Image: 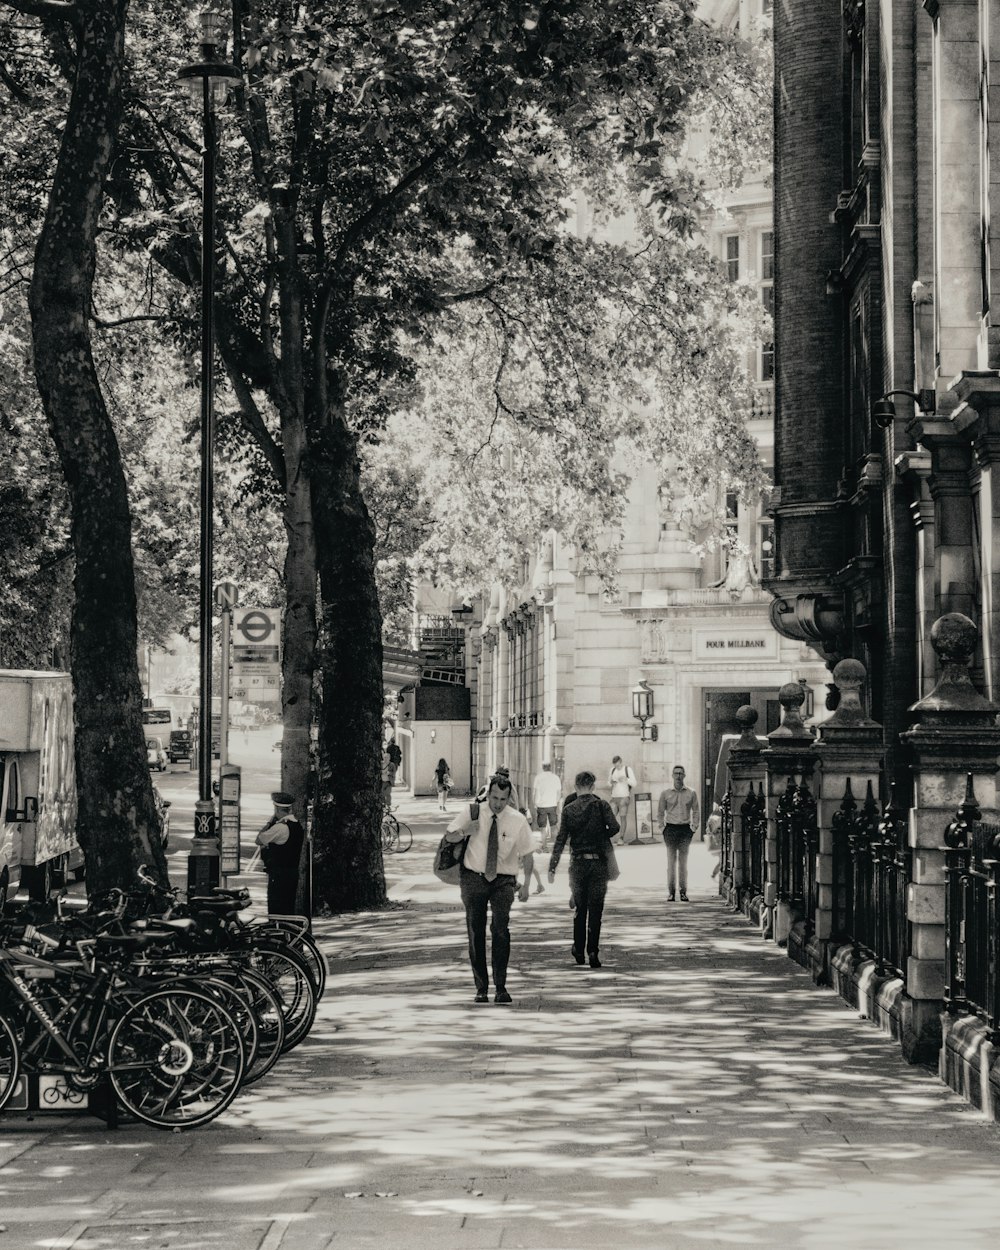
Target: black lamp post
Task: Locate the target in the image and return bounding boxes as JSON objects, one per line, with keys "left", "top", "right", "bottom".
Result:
{"left": 631, "top": 679, "right": 657, "bottom": 742}
{"left": 179, "top": 7, "right": 239, "bottom": 888}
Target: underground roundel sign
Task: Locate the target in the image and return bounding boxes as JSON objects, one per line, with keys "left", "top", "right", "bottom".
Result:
{"left": 237, "top": 609, "right": 275, "bottom": 643}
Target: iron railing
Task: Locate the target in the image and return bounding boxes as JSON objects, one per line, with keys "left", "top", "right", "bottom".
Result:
{"left": 719, "top": 785, "right": 733, "bottom": 891}
{"left": 944, "top": 775, "right": 1000, "bottom": 1039}
{"left": 831, "top": 779, "right": 909, "bottom": 979}
{"left": 776, "top": 776, "right": 815, "bottom": 918}
{"left": 741, "top": 782, "right": 766, "bottom": 900}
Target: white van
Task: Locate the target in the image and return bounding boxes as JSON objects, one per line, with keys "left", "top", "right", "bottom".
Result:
{"left": 0, "top": 670, "right": 81, "bottom": 906}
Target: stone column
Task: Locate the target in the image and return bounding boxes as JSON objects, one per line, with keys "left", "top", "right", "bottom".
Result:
{"left": 815, "top": 659, "right": 884, "bottom": 987}
{"left": 725, "top": 705, "right": 766, "bottom": 917}
{"left": 763, "top": 681, "right": 818, "bottom": 947}
{"left": 899, "top": 612, "right": 1000, "bottom": 1063}
{"left": 950, "top": 371, "right": 1000, "bottom": 699}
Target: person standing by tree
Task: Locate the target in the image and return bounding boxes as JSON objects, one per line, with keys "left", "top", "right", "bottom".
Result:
{"left": 547, "top": 770, "right": 619, "bottom": 968}
{"left": 608, "top": 756, "right": 637, "bottom": 845}
{"left": 532, "top": 760, "right": 562, "bottom": 850}
{"left": 256, "top": 792, "right": 306, "bottom": 916}
{"left": 446, "top": 774, "right": 534, "bottom": 1004}
{"left": 657, "top": 766, "right": 700, "bottom": 903}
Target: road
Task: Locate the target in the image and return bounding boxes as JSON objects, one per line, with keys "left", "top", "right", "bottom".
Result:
{"left": 152, "top": 724, "right": 284, "bottom": 877}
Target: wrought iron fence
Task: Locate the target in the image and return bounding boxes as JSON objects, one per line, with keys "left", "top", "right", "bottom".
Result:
{"left": 776, "top": 776, "right": 815, "bottom": 917}
{"left": 741, "top": 782, "right": 766, "bottom": 900}
{"left": 831, "top": 778, "right": 909, "bottom": 979}
{"left": 719, "top": 784, "right": 733, "bottom": 888}
{"left": 944, "top": 775, "right": 1000, "bottom": 1039}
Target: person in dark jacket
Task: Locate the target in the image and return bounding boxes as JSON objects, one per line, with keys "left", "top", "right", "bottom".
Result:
{"left": 547, "top": 770, "right": 619, "bottom": 968}
{"left": 255, "top": 791, "right": 305, "bottom": 915}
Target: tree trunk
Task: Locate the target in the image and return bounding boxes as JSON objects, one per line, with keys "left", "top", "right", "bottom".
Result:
{"left": 310, "top": 407, "right": 387, "bottom": 913}
{"left": 27, "top": 0, "right": 166, "bottom": 891}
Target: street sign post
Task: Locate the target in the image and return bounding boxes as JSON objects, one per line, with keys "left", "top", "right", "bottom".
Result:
{"left": 232, "top": 608, "right": 282, "bottom": 710}
{"left": 214, "top": 581, "right": 239, "bottom": 613}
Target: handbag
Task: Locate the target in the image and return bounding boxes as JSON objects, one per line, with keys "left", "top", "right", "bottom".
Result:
{"left": 605, "top": 843, "right": 621, "bottom": 883}
{"left": 433, "top": 833, "right": 468, "bottom": 884}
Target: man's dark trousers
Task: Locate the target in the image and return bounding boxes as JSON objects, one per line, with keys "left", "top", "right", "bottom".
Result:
{"left": 460, "top": 865, "right": 516, "bottom": 992}
{"left": 568, "top": 857, "right": 609, "bottom": 956}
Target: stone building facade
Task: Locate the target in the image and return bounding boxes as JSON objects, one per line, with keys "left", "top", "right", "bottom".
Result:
{"left": 754, "top": 0, "right": 1000, "bottom": 1115}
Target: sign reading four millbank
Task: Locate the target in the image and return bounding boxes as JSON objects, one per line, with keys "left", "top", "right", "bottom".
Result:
{"left": 693, "top": 627, "right": 779, "bottom": 662}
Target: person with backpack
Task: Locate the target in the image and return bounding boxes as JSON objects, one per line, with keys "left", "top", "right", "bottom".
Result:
{"left": 608, "top": 755, "right": 637, "bottom": 844}
{"left": 547, "top": 770, "right": 619, "bottom": 968}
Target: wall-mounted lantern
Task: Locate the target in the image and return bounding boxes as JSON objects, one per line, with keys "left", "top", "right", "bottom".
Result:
{"left": 631, "top": 680, "right": 658, "bottom": 742}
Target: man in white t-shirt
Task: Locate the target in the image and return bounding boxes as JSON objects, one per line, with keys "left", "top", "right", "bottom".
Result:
{"left": 446, "top": 773, "right": 534, "bottom": 1005}
{"left": 532, "top": 761, "right": 562, "bottom": 848}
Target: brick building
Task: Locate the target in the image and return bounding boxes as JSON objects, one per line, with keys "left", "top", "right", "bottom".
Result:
{"left": 734, "top": 0, "right": 1000, "bottom": 1114}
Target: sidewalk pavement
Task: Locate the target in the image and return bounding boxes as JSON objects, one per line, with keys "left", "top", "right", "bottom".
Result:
{"left": 3, "top": 793, "right": 1000, "bottom": 1249}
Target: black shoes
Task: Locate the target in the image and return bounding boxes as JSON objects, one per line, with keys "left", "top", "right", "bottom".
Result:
{"left": 667, "top": 893, "right": 675, "bottom": 902}
{"left": 494, "top": 988, "right": 512, "bottom": 1005}
{"left": 474, "top": 990, "right": 489, "bottom": 1003}
{"left": 679, "top": 891, "right": 690, "bottom": 902}
{"left": 589, "top": 955, "right": 602, "bottom": 969}
{"left": 572, "top": 947, "right": 585, "bottom": 964}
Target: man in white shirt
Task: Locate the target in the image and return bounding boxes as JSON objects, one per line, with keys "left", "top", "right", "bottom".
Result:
{"left": 532, "top": 761, "right": 562, "bottom": 848}
{"left": 446, "top": 773, "right": 534, "bottom": 1004}
{"left": 656, "top": 765, "right": 700, "bottom": 902}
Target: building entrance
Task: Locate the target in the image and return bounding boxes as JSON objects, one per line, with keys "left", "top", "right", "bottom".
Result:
{"left": 701, "top": 688, "right": 780, "bottom": 828}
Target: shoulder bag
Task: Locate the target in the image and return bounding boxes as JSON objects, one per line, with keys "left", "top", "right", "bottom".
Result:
{"left": 433, "top": 802, "right": 478, "bottom": 884}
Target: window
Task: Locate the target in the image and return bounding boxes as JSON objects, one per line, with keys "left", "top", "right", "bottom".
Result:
{"left": 758, "top": 519, "right": 775, "bottom": 581}
{"left": 759, "top": 230, "right": 774, "bottom": 382}
{"left": 724, "top": 234, "right": 740, "bottom": 282}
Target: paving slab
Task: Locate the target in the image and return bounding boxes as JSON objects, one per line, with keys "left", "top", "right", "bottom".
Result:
{"left": 3, "top": 795, "right": 1000, "bottom": 1248}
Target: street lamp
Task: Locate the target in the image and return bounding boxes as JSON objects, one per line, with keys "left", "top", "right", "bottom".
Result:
{"left": 179, "top": 6, "right": 239, "bottom": 889}
{"left": 631, "top": 680, "right": 658, "bottom": 742}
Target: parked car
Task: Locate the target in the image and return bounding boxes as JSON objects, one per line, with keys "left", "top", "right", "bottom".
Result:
{"left": 146, "top": 736, "right": 167, "bottom": 772}
{"left": 153, "top": 787, "right": 171, "bottom": 848}
{"left": 167, "top": 728, "right": 192, "bottom": 764}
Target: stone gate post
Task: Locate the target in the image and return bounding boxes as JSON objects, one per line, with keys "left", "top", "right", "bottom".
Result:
{"left": 899, "top": 613, "right": 1000, "bottom": 1063}
{"left": 815, "top": 658, "right": 884, "bottom": 989}
{"left": 763, "top": 682, "right": 818, "bottom": 947}
{"left": 725, "top": 705, "right": 766, "bottom": 917}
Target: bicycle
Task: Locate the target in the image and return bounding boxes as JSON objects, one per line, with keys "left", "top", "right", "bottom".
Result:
{"left": 380, "top": 810, "right": 412, "bottom": 853}
{"left": 0, "top": 926, "right": 246, "bottom": 1129}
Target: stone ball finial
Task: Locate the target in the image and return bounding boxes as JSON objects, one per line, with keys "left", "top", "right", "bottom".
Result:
{"left": 929, "top": 613, "right": 977, "bottom": 667}
{"left": 734, "top": 704, "right": 761, "bottom": 750}
{"left": 778, "top": 681, "right": 806, "bottom": 708}
{"left": 820, "top": 657, "right": 878, "bottom": 729}
{"left": 769, "top": 680, "right": 813, "bottom": 740}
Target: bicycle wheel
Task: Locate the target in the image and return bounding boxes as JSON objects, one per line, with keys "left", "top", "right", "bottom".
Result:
{"left": 393, "top": 820, "right": 413, "bottom": 853}
{"left": 249, "top": 921, "right": 327, "bottom": 1000}
{"left": 214, "top": 967, "right": 285, "bottom": 1085}
{"left": 107, "top": 987, "right": 245, "bottom": 1130}
{"left": 0, "top": 1013, "right": 21, "bottom": 1113}
{"left": 381, "top": 812, "right": 399, "bottom": 852}
{"left": 247, "top": 943, "right": 317, "bottom": 1053}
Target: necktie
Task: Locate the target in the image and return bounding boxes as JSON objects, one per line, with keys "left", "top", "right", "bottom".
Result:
{"left": 485, "top": 815, "right": 499, "bottom": 881}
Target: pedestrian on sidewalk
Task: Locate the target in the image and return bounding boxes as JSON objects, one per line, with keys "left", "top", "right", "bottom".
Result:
{"left": 547, "top": 770, "right": 619, "bottom": 968}
{"left": 531, "top": 760, "right": 562, "bottom": 849}
{"left": 448, "top": 773, "right": 534, "bottom": 1004}
{"left": 255, "top": 791, "right": 305, "bottom": 916}
{"left": 657, "top": 765, "right": 700, "bottom": 902}
{"left": 434, "top": 758, "right": 452, "bottom": 811}
{"left": 608, "top": 755, "right": 636, "bottom": 845}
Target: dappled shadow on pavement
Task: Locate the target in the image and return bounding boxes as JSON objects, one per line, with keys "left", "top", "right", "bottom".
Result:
{"left": 3, "top": 799, "right": 1000, "bottom": 1249}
